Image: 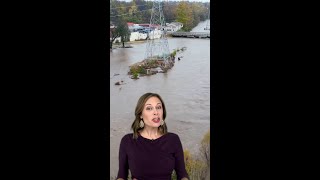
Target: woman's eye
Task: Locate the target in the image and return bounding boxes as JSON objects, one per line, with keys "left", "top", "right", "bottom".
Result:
{"left": 156, "top": 106, "right": 162, "bottom": 110}
{"left": 146, "top": 107, "right": 152, "bottom": 111}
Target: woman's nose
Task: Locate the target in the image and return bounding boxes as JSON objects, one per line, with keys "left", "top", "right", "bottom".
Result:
{"left": 153, "top": 109, "right": 158, "bottom": 115}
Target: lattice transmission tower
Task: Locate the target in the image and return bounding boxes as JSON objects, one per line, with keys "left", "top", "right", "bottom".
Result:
{"left": 144, "top": 0, "right": 171, "bottom": 68}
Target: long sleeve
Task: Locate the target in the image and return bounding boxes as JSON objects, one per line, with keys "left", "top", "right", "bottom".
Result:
{"left": 117, "top": 135, "right": 129, "bottom": 179}
{"left": 173, "top": 135, "right": 189, "bottom": 180}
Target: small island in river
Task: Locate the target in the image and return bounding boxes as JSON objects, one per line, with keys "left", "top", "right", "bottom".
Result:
{"left": 127, "top": 47, "right": 186, "bottom": 79}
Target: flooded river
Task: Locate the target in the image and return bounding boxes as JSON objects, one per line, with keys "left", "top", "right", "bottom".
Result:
{"left": 110, "top": 20, "right": 210, "bottom": 179}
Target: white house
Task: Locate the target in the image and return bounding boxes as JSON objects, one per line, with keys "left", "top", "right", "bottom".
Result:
{"left": 165, "top": 24, "right": 179, "bottom": 32}
{"left": 138, "top": 33, "right": 148, "bottom": 40}
{"left": 165, "top": 22, "right": 183, "bottom": 33}
{"left": 129, "top": 32, "right": 147, "bottom": 41}
{"left": 129, "top": 32, "right": 139, "bottom": 41}
{"left": 171, "top": 22, "right": 183, "bottom": 29}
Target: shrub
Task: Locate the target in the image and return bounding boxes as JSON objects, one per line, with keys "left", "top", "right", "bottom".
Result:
{"left": 171, "top": 50, "right": 177, "bottom": 57}
{"left": 180, "top": 130, "right": 210, "bottom": 180}
{"left": 129, "top": 66, "right": 137, "bottom": 74}
{"left": 183, "top": 149, "right": 206, "bottom": 180}
{"left": 145, "top": 60, "right": 158, "bottom": 68}
{"left": 132, "top": 72, "right": 139, "bottom": 79}
{"left": 137, "top": 66, "right": 146, "bottom": 74}
{"left": 200, "top": 130, "right": 210, "bottom": 167}
{"left": 130, "top": 65, "right": 146, "bottom": 75}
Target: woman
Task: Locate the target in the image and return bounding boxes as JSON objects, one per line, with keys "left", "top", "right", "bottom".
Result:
{"left": 117, "top": 92, "right": 189, "bottom": 180}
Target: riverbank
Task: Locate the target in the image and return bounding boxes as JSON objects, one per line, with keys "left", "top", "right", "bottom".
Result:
{"left": 110, "top": 40, "right": 148, "bottom": 50}
{"left": 110, "top": 36, "right": 178, "bottom": 50}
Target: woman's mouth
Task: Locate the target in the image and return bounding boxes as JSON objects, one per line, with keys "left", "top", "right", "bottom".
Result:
{"left": 152, "top": 117, "right": 160, "bottom": 123}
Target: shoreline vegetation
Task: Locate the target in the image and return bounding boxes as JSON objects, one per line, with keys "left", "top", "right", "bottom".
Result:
{"left": 172, "top": 130, "right": 210, "bottom": 180}
{"left": 110, "top": 40, "right": 145, "bottom": 49}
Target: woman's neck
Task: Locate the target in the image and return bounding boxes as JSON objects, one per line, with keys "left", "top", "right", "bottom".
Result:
{"left": 140, "top": 127, "right": 161, "bottom": 140}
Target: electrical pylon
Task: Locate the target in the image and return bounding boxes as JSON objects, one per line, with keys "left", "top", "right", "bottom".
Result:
{"left": 144, "top": 0, "right": 171, "bottom": 68}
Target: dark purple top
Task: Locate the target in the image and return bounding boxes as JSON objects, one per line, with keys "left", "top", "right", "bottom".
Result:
{"left": 117, "top": 132, "right": 189, "bottom": 180}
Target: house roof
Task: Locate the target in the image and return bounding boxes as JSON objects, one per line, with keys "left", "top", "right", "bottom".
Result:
{"left": 127, "top": 22, "right": 135, "bottom": 26}
{"left": 138, "top": 24, "right": 160, "bottom": 27}
{"left": 166, "top": 24, "right": 177, "bottom": 27}
{"left": 171, "top": 22, "right": 183, "bottom": 26}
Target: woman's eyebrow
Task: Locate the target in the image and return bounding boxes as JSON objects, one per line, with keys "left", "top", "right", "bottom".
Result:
{"left": 145, "top": 103, "right": 162, "bottom": 106}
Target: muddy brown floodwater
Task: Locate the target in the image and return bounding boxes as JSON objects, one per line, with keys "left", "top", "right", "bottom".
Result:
{"left": 110, "top": 20, "right": 210, "bottom": 179}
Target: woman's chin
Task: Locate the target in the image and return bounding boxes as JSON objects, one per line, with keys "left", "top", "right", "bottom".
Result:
{"left": 145, "top": 123, "right": 160, "bottom": 128}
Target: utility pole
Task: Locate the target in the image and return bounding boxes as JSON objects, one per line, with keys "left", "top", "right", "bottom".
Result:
{"left": 144, "top": 0, "right": 172, "bottom": 69}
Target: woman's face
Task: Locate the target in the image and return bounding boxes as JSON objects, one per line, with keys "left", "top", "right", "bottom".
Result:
{"left": 140, "top": 96, "right": 163, "bottom": 128}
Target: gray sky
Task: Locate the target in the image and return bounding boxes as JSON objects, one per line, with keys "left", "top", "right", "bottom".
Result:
{"left": 117, "top": 0, "right": 210, "bottom": 2}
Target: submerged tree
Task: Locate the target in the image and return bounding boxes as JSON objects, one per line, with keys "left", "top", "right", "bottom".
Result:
{"left": 110, "top": 17, "right": 131, "bottom": 49}
{"left": 117, "top": 18, "right": 131, "bottom": 48}
{"left": 110, "top": 26, "right": 119, "bottom": 49}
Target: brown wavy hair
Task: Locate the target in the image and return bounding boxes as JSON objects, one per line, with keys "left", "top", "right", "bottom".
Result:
{"left": 131, "top": 92, "right": 168, "bottom": 139}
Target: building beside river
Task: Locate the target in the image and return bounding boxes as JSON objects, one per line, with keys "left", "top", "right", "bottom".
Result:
{"left": 110, "top": 21, "right": 183, "bottom": 43}
{"left": 164, "top": 22, "right": 183, "bottom": 33}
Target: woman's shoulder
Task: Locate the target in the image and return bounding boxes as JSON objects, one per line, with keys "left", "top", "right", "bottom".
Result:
{"left": 165, "top": 132, "right": 181, "bottom": 141}
{"left": 120, "top": 133, "right": 134, "bottom": 142}
{"left": 164, "top": 132, "right": 183, "bottom": 149}
{"left": 123, "top": 133, "right": 134, "bottom": 138}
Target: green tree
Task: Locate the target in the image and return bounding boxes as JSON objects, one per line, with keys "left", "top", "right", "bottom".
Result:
{"left": 110, "top": 17, "right": 131, "bottom": 49}
{"left": 191, "top": 2, "right": 208, "bottom": 27}
{"left": 163, "top": 1, "right": 177, "bottom": 23}
{"left": 118, "top": 19, "right": 131, "bottom": 48}
{"left": 175, "top": 1, "right": 194, "bottom": 31}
